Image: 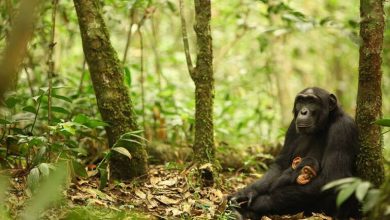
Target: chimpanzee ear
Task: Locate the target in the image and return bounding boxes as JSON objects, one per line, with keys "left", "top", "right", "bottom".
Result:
{"left": 329, "top": 94, "right": 337, "bottom": 111}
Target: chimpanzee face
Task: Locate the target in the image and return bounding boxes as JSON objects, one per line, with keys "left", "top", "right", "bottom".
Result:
{"left": 293, "top": 88, "right": 337, "bottom": 134}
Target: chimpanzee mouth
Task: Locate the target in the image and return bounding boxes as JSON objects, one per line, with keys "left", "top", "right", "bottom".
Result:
{"left": 296, "top": 122, "right": 313, "bottom": 128}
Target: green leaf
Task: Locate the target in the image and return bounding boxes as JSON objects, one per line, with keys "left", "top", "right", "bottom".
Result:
{"left": 355, "top": 181, "right": 371, "bottom": 202}
{"left": 375, "top": 118, "right": 390, "bottom": 127}
{"left": 336, "top": 181, "right": 359, "bottom": 207}
{"left": 51, "top": 106, "right": 71, "bottom": 115}
{"left": 112, "top": 147, "right": 132, "bottom": 160}
{"left": 38, "top": 163, "right": 50, "bottom": 177}
{"left": 5, "top": 96, "right": 19, "bottom": 108}
{"left": 27, "top": 167, "right": 40, "bottom": 192}
{"left": 166, "top": 0, "right": 176, "bottom": 12}
{"left": 23, "top": 106, "right": 37, "bottom": 114}
{"left": 52, "top": 94, "right": 73, "bottom": 103}
{"left": 98, "top": 168, "right": 108, "bottom": 190}
{"left": 72, "top": 160, "right": 88, "bottom": 178}
{"left": 0, "top": 119, "right": 12, "bottom": 125}
{"left": 32, "top": 95, "right": 43, "bottom": 102}
{"left": 29, "top": 136, "right": 47, "bottom": 146}
{"left": 32, "top": 146, "right": 47, "bottom": 166}
{"left": 115, "top": 138, "right": 143, "bottom": 146}
{"left": 73, "top": 114, "right": 108, "bottom": 128}
{"left": 362, "top": 189, "right": 380, "bottom": 213}
{"left": 124, "top": 66, "right": 132, "bottom": 87}
{"left": 86, "top": 120, "right": 108, "bottom": 128}
{"left": 322, "top": 177, "right": 357, "bottom": 191}
{"left": 73, "top": 114, "right": 88, "bottom": 124}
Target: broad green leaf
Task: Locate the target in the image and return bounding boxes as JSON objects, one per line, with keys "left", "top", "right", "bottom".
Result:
{"left": 73, "top": 114, "right": 88, "bottom": 124}
{"left": 362, "top": 189, "right": 380, "bottom": 213}
{"left": 22, "top": 106, "right": 37, "bottom": 114}
{"left": 27, "top": 167, "right": 40, "bottom": 192}
{"left": 375, "top": 118, "right": 390, "bottom": 127}
{"left": 51, "top": 106, "right": 71, "bottom": 115}
{"left": 336, "top": 182, "right": 359, "bottom": 207}
{"left": 85, "top": 120, "right": 108, "bottom": 128}
{"left": 355, "top": 181, "right": 371, "bottom": 202}
{"left": 22, "top": 162, "right": 68, "bottom": 220}
{"left": 322, "top": 177, "right": 357, "bottom": 191}
{"left": 73, "top": 114, "right": 108, "bottom": 128}
{"left": 112, "top": 147, "right": 132, "bottom": 160}
{"left": 38, "top": 163, "right": 50, "bottom": 177}
{"left": 52, "top": 94, "right": 72, "bottom": 103}
{"left": 72, "top": 160, "right": 88, "bottom": 178}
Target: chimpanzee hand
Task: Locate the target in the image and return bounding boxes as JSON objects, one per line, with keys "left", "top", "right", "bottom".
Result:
{"left": 228, "top": 188, "right": 258, "bottom": 207}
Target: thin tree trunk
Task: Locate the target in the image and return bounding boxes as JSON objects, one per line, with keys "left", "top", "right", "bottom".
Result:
{"left": 0, "top": 0, "right": 40, "bottom": 100}
{"left": 179, "top": 0, "right": 216, "bottom": 185}
{"left": 73, "top": 0, "right": 148, "bottom": 180}
{"left": 356, "top": 0, "right": 384, "bottom": 187}
{"left": 191, "top": 0, "right": 216, "bottom": 186}
{"left": 193, "top": 0, "right": 215, "bottom": 165}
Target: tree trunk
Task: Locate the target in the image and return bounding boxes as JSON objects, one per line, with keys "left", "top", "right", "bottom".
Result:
{"left": 0, "top": 0, "right": 40, "bottom": 99}
{"left": 73, "top": 0, "right": 148, "bottom": 180}
{"left": 193, "top": 0, "right": 215, "bottom": 165}
{"left": 356, "top": 0, "right": 384, "bottom": 187}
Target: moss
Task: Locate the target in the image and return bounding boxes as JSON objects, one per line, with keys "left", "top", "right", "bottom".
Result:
{"left": 356, "top": 0, "right": 384, "bottom": 187}
{"left": 74, "top": 0, "right": 148, "bottom": 180}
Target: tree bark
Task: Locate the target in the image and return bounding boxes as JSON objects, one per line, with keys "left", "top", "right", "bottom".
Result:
{"left": 0, "top": 0, "right": 40, "bottom": 100}
{"left": 192, "top": 0, "right": 215, "bottom": 165}
{"left": 73, "top": 0, "right": 148, "bottom": 180}
{"left": 356, "top": 0, "right": 384, "bottom": 187}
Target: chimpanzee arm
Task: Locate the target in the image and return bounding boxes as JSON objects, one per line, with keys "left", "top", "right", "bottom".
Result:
{"left": 229, "top": 121, "right": 297, "bottom": 204}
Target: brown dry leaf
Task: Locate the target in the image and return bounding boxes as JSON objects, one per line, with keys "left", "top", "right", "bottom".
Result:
{"left": 156, "top": 195, "right": 180, "bottom": 205}
{"left": 77, "top": 179, "right": 90, "bottom": 185}
{"left": 150, "top": 176, "right": 161, "bottom": 185}
{"left": 147, "top": 199, "right": 159, "bottom": 209}
{"left": 135, "top": 189, "right": 147, "bottom": 199}
{"left": 181, "top": 202, "right": 192, "bottom": 214}
{"left": 166, "top": 207, "right": 183, "bottom": 216}
{"left": 87, "top": 198, "right": 107, "bottom": 207}
{"left": 209, "top": 188, "right": 224, "bottom": 203}
{"left": 87, "top": 170, "right": 98, "bottom": 177}
{"left": 307, "top": 213, "right": 333, "bottom": 220}
{"left": 261, "top": 217, "right": 272, "bottom": 220}
{"left": 158, "top": 178, "right": 177, "bottom": 187}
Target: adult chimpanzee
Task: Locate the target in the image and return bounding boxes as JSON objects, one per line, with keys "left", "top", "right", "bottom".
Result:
{"left": 229, "top": 87, "right": 360, "bottom": 219}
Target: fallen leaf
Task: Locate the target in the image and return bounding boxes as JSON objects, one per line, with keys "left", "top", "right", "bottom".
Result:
{"left": 156, "top": 195, "right": 180, "bottom": 205}
{"left": 134, "top": 189, "right": 146, "bottom": 199}
{"left": 158, "top": 178, "right": 177, "bottom": 187}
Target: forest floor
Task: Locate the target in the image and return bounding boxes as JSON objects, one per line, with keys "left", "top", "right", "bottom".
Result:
{"left": 5, "top": 164, "right": 333, "bottom": 220}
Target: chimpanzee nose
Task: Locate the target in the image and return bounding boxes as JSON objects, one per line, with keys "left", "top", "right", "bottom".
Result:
{"left": 301, "top": 109, "right": 308, "bottom": 115}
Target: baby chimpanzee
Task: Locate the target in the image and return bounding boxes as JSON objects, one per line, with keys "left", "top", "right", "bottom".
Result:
{"left": 269, "top": 157, "right": 320, "bottom": 192}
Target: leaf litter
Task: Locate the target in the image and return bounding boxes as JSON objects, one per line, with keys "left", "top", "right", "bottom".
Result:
{"left": 4, "top": 164, "right": 334, "bottom": 219}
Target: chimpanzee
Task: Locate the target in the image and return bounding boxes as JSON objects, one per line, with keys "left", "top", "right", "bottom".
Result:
{"left": 269, "top": 156, "right": 320, "bottom": 192}
{"left": 229, "top": 87, "right": 360, "bottom": 219}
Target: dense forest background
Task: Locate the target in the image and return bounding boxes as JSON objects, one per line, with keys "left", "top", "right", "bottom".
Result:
{"left": 0, "top": 0, "right": 389, "bottom": 219}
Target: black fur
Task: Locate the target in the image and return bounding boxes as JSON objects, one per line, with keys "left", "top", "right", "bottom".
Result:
{"left": 229, "top": 87, "right": 360, "bottom": 219}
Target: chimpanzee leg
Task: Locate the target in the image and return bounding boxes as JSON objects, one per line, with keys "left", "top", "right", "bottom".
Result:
{"left": 246, "top": 195, "right": 273, "bottom": 216}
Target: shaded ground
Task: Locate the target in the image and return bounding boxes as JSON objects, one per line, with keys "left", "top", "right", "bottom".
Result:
{"left": 4, "top": 164, "right": 333, "bottom": 219}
